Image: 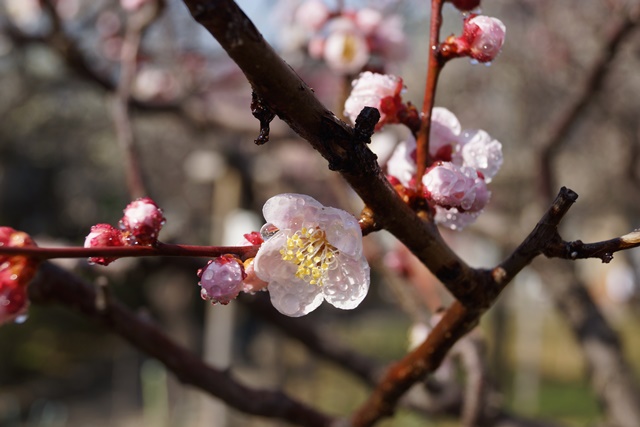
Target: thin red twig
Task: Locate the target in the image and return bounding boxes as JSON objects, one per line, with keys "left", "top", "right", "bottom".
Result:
{"left": 415, "top": 0, "right": 445, "bottom": 184}
{"left": 0, "top": 242, "right": 259, "bottom": 261}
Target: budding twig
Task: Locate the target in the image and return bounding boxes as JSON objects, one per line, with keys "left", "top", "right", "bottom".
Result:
{"left": 415, "top": 0, "right": 445, "bottom": 185}
{"left": 0, "top": 243, "right": 259, "bottom": 261}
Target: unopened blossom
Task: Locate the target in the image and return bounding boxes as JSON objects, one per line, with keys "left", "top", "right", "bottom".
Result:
{"left": 322, "top": 19, "right": 370, "bottom": 74}
{"left": 422, "top": 162, "right": 490, "bottom": 212}
{"left": 430, "top": 107, "right": 462, "bottom": 162}
{"left": 119, "top": 197, "right": 165, "bottom": 246}
{"left": 294, "top": 0, "right": 330, "bottom": 31}
{"left": 450, "top": 0, "right": 481, "bottom": 12}
{"left": 462, "top": 15, "right": 506, "bottom": 63}
{"left": 198, "top": 255, "right": 246, "bottom": 305}
{"left": 253, "top": 194, "right": 369, "bottom": 317}
{"left": 0, "top": 279, "right": 29, "bottom": 325}
{"left": 386, "top": 135, "right": 416, "bottom": 187}
{"left": 344, "top": 72, "right": 404, "bottom": 128}
{"left": 242, "top": 259, "right": 269, "bottom": 294}
{"left": 0, "top": 227, "right": 38, "bottom": 325}
{"left": 460, "top": 129, "right": 503, "bottom": 182}
{"left": 84, "top": 224, "right": 125, "bottom": 266}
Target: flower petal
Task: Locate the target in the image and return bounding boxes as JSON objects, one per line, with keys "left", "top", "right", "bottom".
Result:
{"left": 323, "top": 255, "right": 370, "bottom": 310}
{"left": 262, "top": 193, "right": 323, "bottom": 230}
{"left": 268, "top": 279, "right": 324, "bottom": 317}
{"left": 322, "top": 209, "right": 363, "bottom": 258}
{"left": 253, "top": 232, "right": 296, "bottom": 282}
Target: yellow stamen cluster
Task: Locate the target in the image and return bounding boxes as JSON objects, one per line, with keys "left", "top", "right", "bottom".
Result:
{"left": 280, "top": 227, "right": 338, "bottom": 286}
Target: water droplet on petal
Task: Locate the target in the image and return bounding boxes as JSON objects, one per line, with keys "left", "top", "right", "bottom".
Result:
{"left": 260, "top": 223, "right": 279, "bottom": 241}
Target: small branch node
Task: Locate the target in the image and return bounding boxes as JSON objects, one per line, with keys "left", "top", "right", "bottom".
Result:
{"left": 251, "top": 90, "right": 276, "bottom": 145}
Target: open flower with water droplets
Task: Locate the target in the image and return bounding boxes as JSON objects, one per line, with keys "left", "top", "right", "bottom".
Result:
{"left": 253, "top": 194, "right": 369, "bottom": 317}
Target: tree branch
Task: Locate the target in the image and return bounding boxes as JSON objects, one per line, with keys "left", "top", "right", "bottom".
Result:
{"left": 28, "top": 263, "right": 335, "bottom": 427}
{"left": 180, "top": 0, "right": 482, "bottom": 304}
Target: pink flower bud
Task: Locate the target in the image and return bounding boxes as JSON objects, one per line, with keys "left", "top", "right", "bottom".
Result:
{"left": 344, "top": 71, "right": 404, "bottom": 128}
{"left": 0, "top": 227, "right": 38, "bottom": 325}
{"left": 84, "top": 224, "right": 125, "bottom": 266}
{"left": 294, "top": 0, "right": 330, "bottom": 31}
{"left": 422, "top": 162, "right": 489, "bottom": 212}
{"left": 242, "top": 259, "right": 268, "bottom": 294}
{"left": 462, "top": 15, "right": 506, "bottom": 63}
{"left": 450, "top": 0, "right": 481, "bottom": 12}
{"left": 198, "top": 255, "right": 246, "bottom": 305}
{"left": 119, "top": 197, "right": 165, "bottom": 246}
{"left": 0, "top": 278, "right": 28, "bottom": 325}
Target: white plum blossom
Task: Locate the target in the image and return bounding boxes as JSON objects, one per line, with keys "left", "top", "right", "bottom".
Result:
{"left": 460, "top": 129, "right": 503, "bottom": 182}
{"left": 463, "top": 15, "right": 506, "bottom": 63}
{"left": 253, "top": 194, "right": 370, "bottom": 317}
{"left": 422, "top": 163, "right": 490, "bottom": 212}
{"left": 322, "top": 18, "right": 370, "bottom": 74}
{"left": 344, "top": 71, "right": 403, "bottom": 128}
{"left": 386, "top": 135, "right": 416, "bottom": 187}
{"left": 290, "top": 3, "right": 407, "bottom": 74}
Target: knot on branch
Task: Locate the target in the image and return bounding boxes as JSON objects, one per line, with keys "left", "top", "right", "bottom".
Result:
{"left": 251, "top": 91, "right": 276, "bottom": 145}
{"left": 354, "top": 107, "right": 380, "bottom": 142}
{"left": 319, "top": 115, "right": 380, "bottom": 176}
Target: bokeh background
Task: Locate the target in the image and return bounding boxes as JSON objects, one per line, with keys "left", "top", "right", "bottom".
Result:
{"left": 1, "top": 0, "right": 640, "bottom": 426}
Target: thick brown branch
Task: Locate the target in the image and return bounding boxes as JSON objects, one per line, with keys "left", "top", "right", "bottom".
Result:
{"left": 28, "top": 263, "right": 335, "bottom": 427}
{"left": 350, "top": 187, "right": 579, "bottom": 427}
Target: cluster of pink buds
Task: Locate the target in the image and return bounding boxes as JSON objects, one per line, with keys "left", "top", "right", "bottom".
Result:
{"left": 198, "top": 232, "right": 268, "bottom": 305}
{"left": 84, "top": 197, "right": 165, "bottom": 265}
{"left": 293, "top": 0, "right": 407, "bottom": 74}
{"left": 0, "top": 227, "right": 39, "bottom": 325}
{"left": 346, "top": 71, "right": 503, "bottom": 230}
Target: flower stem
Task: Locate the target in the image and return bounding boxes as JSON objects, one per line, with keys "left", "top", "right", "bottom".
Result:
{"left": 0, "top": 242, "right": 260, "bottom": 261}
{"left": 415, "top": 0, "right": 446, "bottom": 189}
